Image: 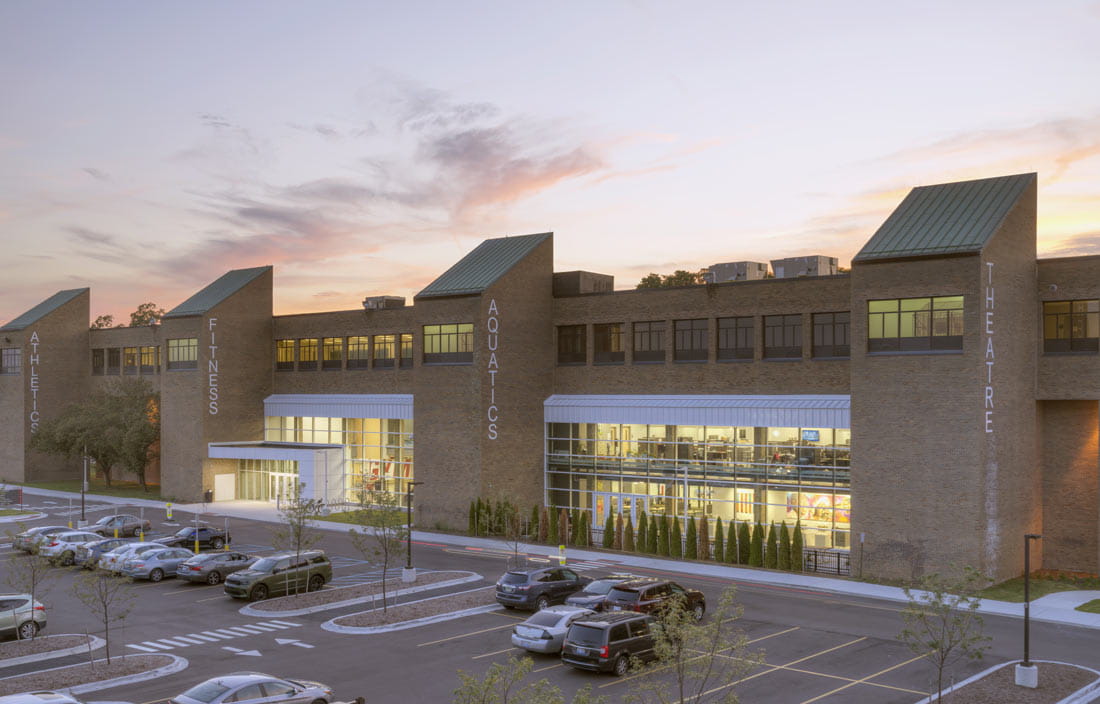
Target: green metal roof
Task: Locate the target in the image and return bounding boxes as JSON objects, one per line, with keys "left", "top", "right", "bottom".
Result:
{"left": 0, "top": 288, "right": 88, "bottom": 331}
{"left": 853, "top": 173, "right": 1035, "bottom": 262}
{"left": 164, "top": 266, "right": 271, "bottom": 319}
{"left": 416, "top": 232, "right": 552, "bottom": 298}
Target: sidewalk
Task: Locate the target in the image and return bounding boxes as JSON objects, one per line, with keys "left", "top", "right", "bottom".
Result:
{"left": 19, "top": 487, "right": 1100, "bottom": 632}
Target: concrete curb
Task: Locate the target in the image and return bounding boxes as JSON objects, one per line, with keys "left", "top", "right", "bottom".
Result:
{"left": 321, "top": 587, "right": 501, "bottom": 634}
{"left": 238, "top": 571, "right": 484, "bottom": 617}
{"left": 0, "top": 634, "right": 106, "bottom": 669}
{"left": 0, "top": 512, "right": 47, "bottom": 524}
{"left": 0, "top": 653, "right": 188, "bottom": 694}
{"left": 909, "top": 660, "right": 1100, "bottom": 704}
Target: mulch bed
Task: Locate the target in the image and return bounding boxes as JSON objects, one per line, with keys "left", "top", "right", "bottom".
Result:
{"left": 0, "top": 635, "right": 92, "bottom": 661}
{"left": 0, "top": 655, "right": 172, "bottom": 695}
{"left": 946, "top": 662, "right": 1098, "bottom": 703}
{"left": 248, "top": 570, "right": 470, "bottom": 611}
{"left": 332, "top": 586, "right": 497, "bottom": 627}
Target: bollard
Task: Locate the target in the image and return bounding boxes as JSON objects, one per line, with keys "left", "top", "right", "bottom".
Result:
{"left": 558, "top": 544, "right": 566, "bottom": 565}
{"left": 166, "top": 503, "right": 173, "bottom": 521}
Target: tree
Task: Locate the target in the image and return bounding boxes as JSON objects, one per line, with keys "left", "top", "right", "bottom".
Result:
{"left": 657, "top": 516, "right": 670, "bottom": 556}
{"left": 2, "top": 527, "right": 60, "bottom": 640}
{"left": 625, "top": 586, "right": 762, "bottom": 704}
{"left": 685, "top": 518, "right": 697, "bottom": 559}
{"left": 624, "top": 515, "right": 635, "bottom": 552}
{"left": 548, "top": 507, "right": 559, "bottom": 545}
{"left": 110, "top": 379, "right": 160, "bottom": 491}
{"left": 557, "top": 509, "right": 568, "bottom": 548}
{"left": 71, "top": 570, "right": 136, "bottom": 664}
{"left": 737, "top": 522, "right": 751, "bottom": 565}
{"left": 500, "top": 501, "right": 526, "bottom": 569}
{"left": 583, "top": 512, "right": 592, "bottom": 547}
{"left": 90, "top": 314, "right": 116, "bottom": 330}
{"left": 538, "top": 506, "right": 549, "bottom": 543}
{"left": 899, "top": 568, "right": 991, "bottom": 702}
{"left": 469, "top": 501, "right": 477, "bottom": 535}
{"left": 765, "top": 523, "right": 778, "bottom": 569}
{"left": 777, "top": 522, "right": 791, "bottom": 571}
{"left": 570, "top": 509, "right": 581, "bottom": 546}
{"left": 748, "top": 523, "right": 763, "bottom": 567}
{"left": 713, "top": 518, "right": 725, "bottom": 564}
{"left": 129, "top": 302, "right": 165, "bottom": 327}
{"left": 530, "top": 505, "right": 539, "bottom": 538}
{"left": 791, "top": 521, "right": 804, "bottom": 572}
{"left": 671, "top": 518, "right": 683, "bottom": 559}
{"left": 698, "top": 518, "right": 710, "bottom": 561}
{"left": 635, "top": 269, "right": 707, "bottom": 289}
{"left": 614, "top": 513, "right": 624, "bottom": 551}
{"left": 271, "top": 482, "right": 325, "bottom": 596}
{"left": 348, "top": 489, "right": 409, "bottom": 611}
{"left": 637, "top": 509, "right": 648, "bottom": 553}
{"left": 725, "top": 520, "right": 737, "bottom": 564}
{"left": 603, "top": 513, "right": 615, "bottom": 549}
{"left": 454, "top": 654, "right": 607, "bottom": 703}
{"left": 648, "top": 514, "right": 659, "bottom": 554}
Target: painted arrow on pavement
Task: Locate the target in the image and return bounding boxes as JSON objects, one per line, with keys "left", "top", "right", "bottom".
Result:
{"left": 223, "top": 646, "right": 262, "bottom": 656}
{"left": 275, "top": 638, "right": 314, "bottom": 649}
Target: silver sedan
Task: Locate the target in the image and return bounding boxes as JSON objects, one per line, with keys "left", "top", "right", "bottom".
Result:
{"left": 120, "top": 547, "right": 194, "bottom": 582}
{"left": 171, "top": 672, "right": 334, "bottom": 704}
{"left": 176, "top": 551, "right": 256, "bottom": 585}
{"left": 511, "top": 605, "right": 596, "bottom": 654}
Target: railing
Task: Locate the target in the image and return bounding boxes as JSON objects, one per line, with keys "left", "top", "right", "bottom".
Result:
{"left": 802, "top": 548, "right": 850, "bottom": 576}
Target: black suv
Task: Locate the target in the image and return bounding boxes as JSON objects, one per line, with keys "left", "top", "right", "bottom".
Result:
{"left": 495, "top": 567, "right": 591, "bottom": 611}
{"left": 602, "top": 578, "right": 706, "bottom": 621}
{"left": 561, "top": 611, "right": 656, "bottom": 676}
{"left": 565, "top": 573, "right": 638, "bottom": 611}
{"left": 154, "top": 524, "right": 231, "bottom": 550}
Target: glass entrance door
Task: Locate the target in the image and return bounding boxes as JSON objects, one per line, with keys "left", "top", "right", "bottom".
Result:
{"left": 269, "top": 472, "right": 298, "bottom": 504}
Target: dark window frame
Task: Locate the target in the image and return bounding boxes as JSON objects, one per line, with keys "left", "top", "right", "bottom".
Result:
{"left": 373, "top": 334, "right": 396, "bottom": 368}
{"left": 91, "top": 348, "right": 105, "bottom": 376}
{"left": 673, "top": 319, "right": 708, "bottom": 362}
{"left": 422, "top": 323, "right": 474, "bottom": 364}
{"left": 122, "top": 346, "right": 139, "bottom": 375}
{"left": 297, "top": 338, "right": 318, "bottom": 371}
{"left": 276, "top": 339, "right": 295, "bottom": 371}
{"left": 322, "top": 337, "right": 343, "bottom": 370}
{"left": 812, "top": 312, "right": 850, "bottom": 358}
{"left": 763, "top": 314, "right": 802, "bottom": 359}
{"left": 717, "top": 316, "right": 754, "bottom": 360}
{"left": 346, "top": 336, "right": 370, "bottom": 369}
{"left": 399, "top": 333, "right": 413, "bottom": 368}
{"left": 139, "top": 345, "right": 159, "bottom": 374}
{"left": 166, "top": 339, "right": 197, "bottom": 371}
{"left": 633, "top": 321, "right": 666, "bottom": 363}
{"left": 1, "top": 348, "right": 21, "bottom": 375}
{"left": 106, "top": 347, "right": 122, "bottom": 374}
{"left": 557, "top": 325, "right": 587, "bottom": 365}
{"left": 593, "top": 323, "right": 624, "bottom": 364}
{"left": 1043, "top": 299, "right": 1099, "bottom": 354}
{"left": 868, "top": 296, "right": 963, "bottom": 352}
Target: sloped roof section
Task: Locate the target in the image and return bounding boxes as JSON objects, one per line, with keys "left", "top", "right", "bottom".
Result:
{"left": 164, "top": 266, "right": 271, "bottom": 319}
{"left": 0, "top": 288, "right": 88, "bottom": 331}
{"left": 416, "top": 232, "right": 552, "bottom": 299}
{"left": 853, "top": 173, "right": 1035, "bottom": 262}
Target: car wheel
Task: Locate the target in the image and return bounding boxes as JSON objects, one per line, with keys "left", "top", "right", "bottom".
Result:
{"left": 692, "top": 603, "right": 705, "bottom": 622}
{"left": 308, "top": 574, "right": 325, "bottom": 592}
{"left": 250, "top": 584, "right": 269, "bottom": 601}
{"left": 210, "top": 537, "right": 224, "bottom": 550}
{"left": 309, "top": 699, "right": 327, "bottom": 704}
{"left": 613, "top": 654, "right": 629, "bottom": 677}
{"left": 535, "top": 595, "right": 550, "bottom": 610}
{"left": 17, "top": 621, "right": 39, "bottom": 640}
{"left": 149, "top": 568, "right": 164, "bottom": 583}
{"left": 501, "top": 604, "right": 515, "bottom": 609}
{"left": 205, "top": 571, "right": 223, "bottom": 585}
{"left": 60, "top": 551, "right": 75, "bottom": 567}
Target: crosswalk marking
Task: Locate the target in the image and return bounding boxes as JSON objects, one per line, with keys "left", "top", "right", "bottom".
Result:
{"left": 126, "top": 620, "right": 303, "bottom": 653}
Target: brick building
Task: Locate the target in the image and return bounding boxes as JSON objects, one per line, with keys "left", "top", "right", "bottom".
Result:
{"left": 1, "top": 173, "right": 1097, "bottom": 581}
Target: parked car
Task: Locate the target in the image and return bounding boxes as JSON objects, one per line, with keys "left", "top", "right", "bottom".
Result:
{"left": 90, "top": 513, "right": 151, "bottom": 538}
{"left": 155, "top": 524, "right": 230, "bottom": 550}
{"left": 74, "top": 538, "right": 129, "bottom": 569}
{"left": 12, "top": 526, "right": 68, "bottom": 553}
{"left": 511, "top": 605, "right": 595, "bottom": 654}
{"left": 223, "top": 551, "right": 332, "bottom": 601}
{"left": 121, "top": 547, "right": 194, "bottom": 582}
{"left": 561, "top": 611, "right": 656, "bottom": 676}
{"left": 602, "top": 578, "right": 706, "bottom": 621}
{"left": 565, "top": 574, "right": 639, "bottom": 611}
{"left": 176, "top": 552, "right": 256, "bottom": 585}
{"left": 98, "top": 542, "right": 163, "bottom": 573}
{"left": 0, "top": 692, "right": 83, "bottom": 704}
{"left": 38, "top": 531, "right": 104, "bottom": 566}
{"left": 0, "top": 594, "right": 47, "bottom": 640}
{"left": 170, "top": 672, "right": 334, "bottom": 704}
{"left": 495, "top": 567, "right": 592, "bottom": 611}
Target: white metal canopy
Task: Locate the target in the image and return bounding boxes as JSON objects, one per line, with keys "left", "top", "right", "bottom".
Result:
{"left": 263, "top": 394, "right": 413, "bottom": 420}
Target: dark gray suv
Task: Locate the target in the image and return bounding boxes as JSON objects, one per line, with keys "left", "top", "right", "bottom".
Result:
{"left": 561, "top": 611, "right": 656, "bottom": 676}
{"left": 495, "top": 567, "right": 591, "bottom": 611}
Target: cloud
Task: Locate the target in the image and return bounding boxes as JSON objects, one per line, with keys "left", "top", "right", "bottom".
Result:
{"left": 1043, "top": 230, "right": 1100, "bottom": 257}
{"left": 280, "top": 178, "right": 377, "bottom": 204}
{"left": 199, "top": 113, "right": 233, "bottom": 129}
{"left": 81, "top": 167, "right": 110, "bottom": 182}
{"left": 65, "top": 226, "right": 119, "bottom": 247}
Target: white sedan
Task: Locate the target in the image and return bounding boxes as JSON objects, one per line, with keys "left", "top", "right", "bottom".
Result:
{"left": 98, "top": 542, "right": 163, "bottom": 572}
{"left": 38, "top": 531, "right": 104, "bottom": 566}
{"left": 511, "top": 605, "right": 596, "bottom": 654}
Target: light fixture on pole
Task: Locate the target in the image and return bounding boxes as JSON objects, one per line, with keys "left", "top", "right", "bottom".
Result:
{"left": 1016, "top": 533, "right": 1043, "bottom": 688}
{"left": 403, "top": 481, "right": 424, "bottom": 582}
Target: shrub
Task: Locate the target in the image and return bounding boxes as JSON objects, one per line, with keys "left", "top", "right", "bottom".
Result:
{"left": 603, "top": 513, "right": 615, "bottom": 548}
{"left": 468, "top": 501, "right": 476, "bottom": 535}
{"left": 714, "top": 517, "right": 725, "bottom": 563}
{"left": 547, "top": 506, "right": 559, "bottom": 545}
{"left": 658, "top": 515, "right": 670, "bottom": 556}
{"left": 791, "top": 520, "right": 803, "bottom": 571}
{"left": 765, "top": 522, "right": 778, "bottom": 569}
{"left": 738, "top": 522, "right": 751, "bottom": 564}
{"left": 685, "top": 517, "right": 698, "bottom": 559}
{"left": 637, "top": 510, "right": 649, "bottom": 553}
{"left": 614, "top": 514, "right": 624, "bottom": 551}
{"left": 671, "top": 518, "right": 683, "bottom": 558}
{"left": 726, "top": 520, "right": 738, "bottom": 563}
{"left": 778, "top": 521, "right": 791, "bottom": 571}
{"left": 624, "top": 515, "right": 635, "bottom": 551}
{"left": 538, "top": 506, "right": 549, "bottom": 543}
{"left": 749, "top": 522, "right": 763, "bottom": 567}
{"left": 698, "top": 517, "right": 710, "bottom": 561}
{"left": 649, "top": 514, "right": 660, "bottom": 554}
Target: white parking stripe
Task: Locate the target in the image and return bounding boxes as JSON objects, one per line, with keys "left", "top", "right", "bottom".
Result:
{"left": 258, "top": 621, "right": 291, "bottom": 629}
{"left": 267, "top": 620, "right": 302, "bottom": 627}
{"left": 200, "top": 630, "right": 235, "bottom": 639}
{"left": 124, "top": 620, "right": 304, "bottom": 652}
{"left": 214, "top": 628, "right": 250, "bottom": 637}
{"left": 182, "top": 633, "right": 219, "bottom": 642}
{"left": 154, "top": 638, "right": 195, "bottom": 648}
{"left": 170, "top": 636, "right": 208, "bottom": 645}
{"left": 223, "top": 626, "right": 265, "bottom": 634}
{"left": 126, "top": 643, "right": 162, "bottom": 652}
{"left": 247, "top": 623, "right": 280, "bottom": 631}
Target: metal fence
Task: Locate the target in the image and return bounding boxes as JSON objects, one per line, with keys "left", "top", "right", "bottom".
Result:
{"left": 802, "top": 548, "right": 850, "bottom": 576}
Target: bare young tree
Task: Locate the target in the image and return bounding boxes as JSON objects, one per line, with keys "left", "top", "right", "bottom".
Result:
{"left": 3, "top": 526, "right": 60, "bottom": 640}
{"left": 454, "top": 654, "right": 608, "bottom": 704}
{"left": 626, "top": 587, "right": 762, "bottom": 704}
{"left": 71, "top": 570, "right": 136, "bottom": 664}
{"left": 899, "top": 567, "right": 991, "bottom": 702}
{"left": 348, "top": 489, "right": 408, "bottom": 612}
{"left": 271, "top": 482, "right": 325, "bottom": 596}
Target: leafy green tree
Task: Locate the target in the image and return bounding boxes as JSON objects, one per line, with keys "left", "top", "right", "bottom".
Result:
{"left": 791, "top": 521, "right": 804, "bottom": 571}
{"left": 778, "top": 522, "right": 791, "bottom": 571}
{"left": 737, "top": 521, "right": 750, "bottom": 564}
{"left": 685, "top": 518, "right": 698, "bottom": 559}
{"left": 71, "top": 570, "right": 136, "bottom": 664}
{"left": 765, "top": 522, "right": 778, "bottom": 569}
{"left": 110, "top": 379, "right": 159, "bottom": 491}
{"left": 671, "top": 518, "right": 683, "bottom": 558}
{"left": 454, "top": 654, "right": 607, "bottom": 703}
{"left": 625, "top": 586, "right": 762, "bottom": 704}
{"left": 657, "top": 515, "right": 669, "bottom": 556}
{"left": 348, "top": 489, "right": 408, "bottom": 611}
{"left": 749, "top": 522, "right": 763, "bottom": 567}
{"left": 712, "top": 517, "right": 721, "bottom": 561}
{"left": 603, "top": 513, "right": 615, "bottom": 548}
{"left": 637, "top": 509, "right": 648, "bottom": 553}
{"left": 698, "top": 518, "right": 710, "bottom": 561}
{"left": 129, "top": 302, "right": 164, "bottom": 327}
{"left": 89, "top": 313, "right": 116, "bottom": 329}
{"left": 271, "top": 482, "right": 325, "bottom": 596}
{"left": 648, "top": 514, "right": 659, "bottom": 554}
{"left": 899, "top": 568, "right": 991, "bottom": 703}
{"left": 724, "top": 519, "right": 736, "bottom": 563}
{"left": 614, "top": 513, "right": 624, "bottom": 550}
{"left": 635, "top": 269, "right": 707, "bottom": 289}
{"left": 624, "top": 515, "right": 635, "bottom": 552}
{"left": 547, "top": 506, "right": 559, "bottom": 545}
{"left": 538, "top": 506, "right": 549, "bottom": 543}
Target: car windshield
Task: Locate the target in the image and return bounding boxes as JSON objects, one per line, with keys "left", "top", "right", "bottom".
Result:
{"left": 94, "top": 516, "right": 113, "bottom": 525}
{"left": 567, "top": 624, "right": 606, "bottom": 646}
{"left": 607, "top": 587, "right": 640, "bottom": 601}
{"left": 525, "top": 611, "right": 566, "bottom": 627}
{"left": 173, "top": 528, "right": 197, "bottom": 538}
{"left": 250, "top": 557, "right": 278, "bottom": 572}
{"left": 583, "top": 579, "right": 621, "bottom": 595}
{"left": 179, "top": 681, "right": 230, "bottom": 703}
{"left": 500, "top": 572, "right": 528, "bottom": 585}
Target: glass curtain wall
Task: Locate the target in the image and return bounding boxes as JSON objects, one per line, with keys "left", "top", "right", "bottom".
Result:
{"left": 263, "top": 416, "right": 414, "bottom": 504}
{"left": 546, "top": 422, "right": 850, "bottom": 549}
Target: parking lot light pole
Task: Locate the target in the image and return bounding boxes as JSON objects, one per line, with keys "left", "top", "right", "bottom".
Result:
{"left": 406, "top": 482, "right": 424, "bottom": 570}
{"left": 1016, "top": 533, "right": 1043, "bottom": 688}
{"left": 81, "top": 447, "right": 88, "bottom": 524}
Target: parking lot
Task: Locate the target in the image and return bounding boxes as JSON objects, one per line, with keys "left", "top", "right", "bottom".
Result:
{"left": 4, "top": 496, "right": 1100, "bottom": 703}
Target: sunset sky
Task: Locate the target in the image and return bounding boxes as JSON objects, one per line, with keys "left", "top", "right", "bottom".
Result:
{"left": 2, "top": 1, "right": 1099, "bottom": 324}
